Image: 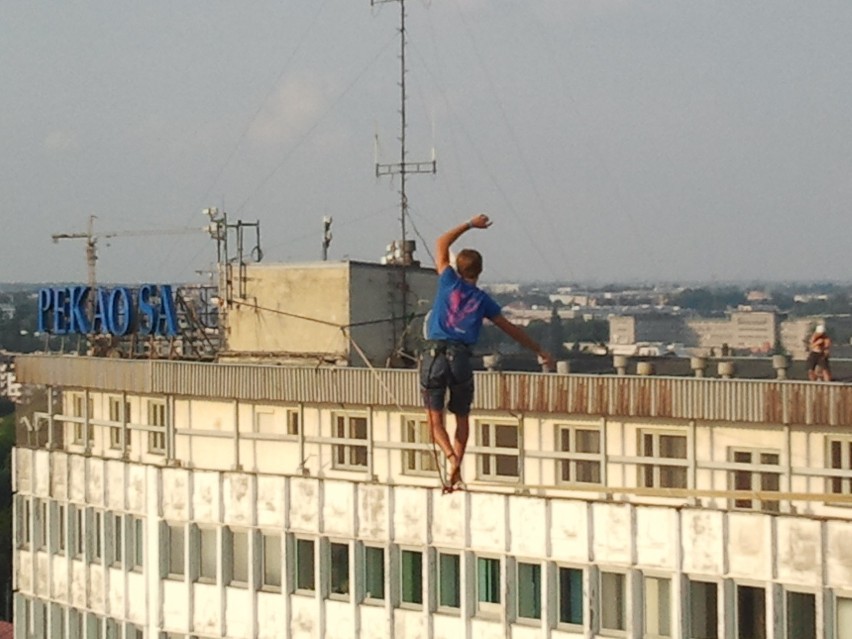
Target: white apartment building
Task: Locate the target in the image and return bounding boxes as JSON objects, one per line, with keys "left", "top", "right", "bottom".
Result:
{"left": 11, "top": 262, "right": 852, "bottom": 639}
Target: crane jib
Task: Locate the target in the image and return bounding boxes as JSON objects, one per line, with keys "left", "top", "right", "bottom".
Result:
{"left": 36, "top": 284, "right": 179, "bottom": 337}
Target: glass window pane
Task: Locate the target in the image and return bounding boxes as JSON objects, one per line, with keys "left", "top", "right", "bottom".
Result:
{"left": 558, "top": 567, "right": 583, "bottom": 625}
{"left": 262, "top": 534, "right": 281, "bottom": 588}
{"left": 169, "top": 526, "right": 184, "bottom": 576}
{"left": 232, "top": 531, "right": 248, "bottom": 583}
{"left": 477, "top": 557, "right": 501, "bottom": 605}
{"left": 837, "top": 597, "right": 852, "bottom": 639}
{"left": 296, "top": 539, "right": 315, "bottom": 591}
{"left": 786, "top": 592, "right": 815, "bottom": 639}
{"left": 601, "top": 572, "right": 625, "bottom": 631}
{"left": 644, "top": 576, "right": 671, "bottom": 637}
{"left": 689, "top": 581, "right": 717, "bottom": 639}
{"left": 400, "top": 550, "right": 423, "bottom": 605}
{"left": 659, "top": 435, "right": 686, "bottom": 459}
{"left": 576, "top": 429, "right": 600, "bottom": 453}
{"left": 517, "top": 563, "right": 542, "bottom": 620}
{"left": 330, "top": 543, "right": 350, "bottom": 596}
{"left": 200, "top": 529, "right": 217, "bottom": 580}
{"left": 364, "top": 546, "right": 385, "bottom": 600}
{"left": 495, "top": 454, "right": 518, "bottom": 477}
{"left": 737, "top": 585, "right": 766, "bottom": 639}
{"left": 495, "top": 425, "right": 517, "bottom": 448}
{"left": 439, "top": 553, "right": 460, "bottom": 608}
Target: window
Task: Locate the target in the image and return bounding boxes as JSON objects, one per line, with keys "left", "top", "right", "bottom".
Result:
{"left": 558, "top": 425, "right": 601, "bottom": 484}
{"left": 329, "top": 542, "right": 350, "bottom": 598}
{"left": 166, "top": 524, "right": 185, "bottom": 578}
{"left": 403, "top": 417, "right": 438, "bottom": 475}
{"left": 287, "top": 409, "right": 301, "bottom": 435}
{"left": 16, "top": 496, "right": 31, "bottom": 549}
{"left": 54, "top": 503, "right": 66, "bottom": 554}
{"left": 196, "top": 528, "right": 217, "bottom": 583}
{"left": 87, "top": 614, "right": 103, "bottom": 639}
{"left": 129, "top": 517, "right": 144, "bottom": 570}
{"left": 558, "top": 567, "right": 583, "bottom": 626}
{"left": 644, "top": 576, "right": 671, "bottom": 637}
{"left": 736, "top": 585, "right": 766, "bottom": 639}
{"left": 109, "top": 513, "right": 123, "bottom": 566}
{"left": 600, "top": 571, "right": 626, "bottom": 632}
{"left": 34, "top": 499, "right": 47, "bottom": 551}
{"left": 71, "top": 506, "right": 85, "bottom": 559}
{"left": 731, "top": 450, "right": 780, "bottom": 512}
{"left": 640, "top": 430, "right": 687, "bottom": 489}
{"left": 126, "top": 626, "right": 144, "bottom": 639}
{"left": 478, "top": 422, "right": 520, "bottom": 479}
{"left": 261, "top": 533, "right": 282, "bottom": 590}
{"left": 228, "top": 529, "right": 249, "bottom": 586}
{"left": 400, "top": 549, "right": 423, "bottom": 606}
{"left": 517, "top": 562, "right": 542, "bottom": 620}
{"left": 256, "top": 408, "right": 299, "bottom": 436}
{"left": 69, "top": 609, "right": 83, "bottom": 639}
{"left": 107, "top": 396, "right": 130, "bottom": 450}
{"left": 333, "top": 414, "right": 368, "bottom": 469}
{"left": 689, "top": 580, "right": 717, "bottom": 639}
{"left": 438, "top": 552, "right": 460, "bottom": 609}
{"left": 828, "top": 438, "right": 852, "bottom": 495}
{"left": 295, "top": 538, "right": 315, "bottom": 592}
{"left": 51, "top": 603, "right": 65, "bottom": 638}
{"left": 837, "top": 596, "right": 852, "bottom": 639}
{"left": 90, "top": 510, "right": 103, "bottom": 563}
{"left": 364, "top": 546, "right": 385, "bottom": 601}
{"left": 69, "top": 393, "right": 94, "bottom": 446}
{"left": 786, "top": 591, "right": 815, "bottom": 639}
{"left": 147, "top": 400, "right": 166, "bottom": 454}
{"left": 476, "top": 556, "right": 501, "bottom": 612}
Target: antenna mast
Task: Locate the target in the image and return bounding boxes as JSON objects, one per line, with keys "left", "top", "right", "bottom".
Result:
{"left": 372, "top": 0, "right": 436, "bottom": 265}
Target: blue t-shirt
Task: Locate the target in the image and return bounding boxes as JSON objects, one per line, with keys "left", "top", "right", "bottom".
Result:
{"left": 426, "top": 268, "right": 502, "bottom": 345}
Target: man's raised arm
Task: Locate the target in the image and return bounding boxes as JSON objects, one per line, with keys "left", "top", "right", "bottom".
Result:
{"left": 434, "top": 214, "right": 492, "bottom": 274}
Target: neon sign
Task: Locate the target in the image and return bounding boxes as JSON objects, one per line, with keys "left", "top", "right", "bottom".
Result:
{"left": 37, "top": 285, "right": 179, "bottom": 337}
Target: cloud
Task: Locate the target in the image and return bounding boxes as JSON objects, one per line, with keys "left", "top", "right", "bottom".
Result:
{"left": 43, "top": 129, "right": 79, "bottom": 152}
{"left": 248, "top": 74, "right": 332, "bottom": 147}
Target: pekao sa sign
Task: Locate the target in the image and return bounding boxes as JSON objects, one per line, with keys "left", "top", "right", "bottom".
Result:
{"left": 37, "top": 284, "right": 179, "bottom": 337}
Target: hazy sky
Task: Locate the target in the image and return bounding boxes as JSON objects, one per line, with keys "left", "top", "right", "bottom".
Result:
{"left": 2, "top": 1, "right": 852, "bottom": 285}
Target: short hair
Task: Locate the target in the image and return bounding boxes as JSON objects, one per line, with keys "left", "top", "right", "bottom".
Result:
{"left": 456, "top": 249, "right": 483, "bottom": 280}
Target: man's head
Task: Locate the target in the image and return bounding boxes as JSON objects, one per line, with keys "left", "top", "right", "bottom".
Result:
{"left": 456, "top": 248, "right": 483, "bottom": 282}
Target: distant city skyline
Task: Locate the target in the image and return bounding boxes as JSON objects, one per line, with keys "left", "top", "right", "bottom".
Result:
{"left": 3, "top": 2, "right": 852, "bottom": 284}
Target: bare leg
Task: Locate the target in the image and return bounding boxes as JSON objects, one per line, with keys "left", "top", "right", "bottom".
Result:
{"left": 426, "top": 408, "right": 456, "bottom": 462}
{"left": 450, "top": 415, "right": 470, "bottom": 485}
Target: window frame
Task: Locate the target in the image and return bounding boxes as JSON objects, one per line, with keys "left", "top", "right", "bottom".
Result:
{"left": 401, "top": 415, "right": 439, "bottom": 476}
{"left": 224, "top": 527, "right": 250, "bottom": 588}
{"left": 598, "top": 569, "right": 628, "bottom": 635}
{"left": 515, "top": 559, "right": 543, "bottom": 623}
{"left": 362, "top": 544, "right": 386, "bottom": 604}
{"left": 556, "top": 423, "right": 603, "bottom": 486}
{"left": 785, "top": 588, "right": 817, "bottom": 639}
{"left": 331, "top": 412, "right": 369, "bottom": 471}
{"left": 643, "top": 573, "right": 672, "bottom": 638}
{"left": 476, "top": 420, "right": 521, "bottom": 481}
{"left": 436, "top": 550, "right": 461, "bottom": 612}
{"left": 475, "top": 554, "right": 502, "bottom": 616}
{"left": 827, "top": 436, "right": 852, "bottom": 498}
{"left": 146, "top": 399, "right": 167, "bottom": 455}
{"left": 164, "top": 523, "right": 186, "bottom": 580}
{"left": 729, "top": 448, "right": 781, "bottom": 512}
{"left": 259, "top": 531, "right": 282, "bottom": 592}
{"left": 687, "top": 578, "right": 719, "bottom": 639}
{"left": 399, "top": 547, "right": 424, "bottom": 609}
{"left": 107, "top": 395, "right": 131, "bottom": 451}
{"left": 327, "top": 539, "right": 351, "bottom": 601}
{"left": 556, "top": 564, "right": 585, "bottom": 630}
{"left": 293, "top": 536, "right": 316, "bottom": 595}
{"left": 638, "top": 429, "right": 688, "bottom": 490}
{"left": 734, "top": 582, "right": 767, "bottom": 639}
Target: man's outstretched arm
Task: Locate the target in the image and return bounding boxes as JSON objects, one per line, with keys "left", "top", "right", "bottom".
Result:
{"left": 491, "top": 315, "right": 556, "bottom": 370}
{"left": 435, "top": 214, "right": 492, "bottom": 274}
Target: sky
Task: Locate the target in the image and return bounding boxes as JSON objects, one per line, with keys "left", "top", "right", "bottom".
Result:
{"left": 2, "top": 1, "right": 852, "bottom": 285}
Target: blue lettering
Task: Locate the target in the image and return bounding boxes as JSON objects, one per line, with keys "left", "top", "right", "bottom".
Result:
{"left": 52, "top": 288, "right": 70, "bottom": 335}
{"left": 68, "top": 286, "right": 91, "bottom": 334}
{"left": 137, "top": 285, "right": 158, "bottom": 336}
{"left": 108, "top": 287, "right": 134, "bottom": 336}
{"left": 157, "top": 285, "right": 179, "bottom": 336}
{"left": 37, "top": 289, "right": 52, "bottom": 334}
{"left": 92, "top": 288, "right": 110, "bottom": 334}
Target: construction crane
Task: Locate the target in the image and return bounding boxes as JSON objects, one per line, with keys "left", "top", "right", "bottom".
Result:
{"left": 51, "top": 215, "right": 208, "bottom": 289}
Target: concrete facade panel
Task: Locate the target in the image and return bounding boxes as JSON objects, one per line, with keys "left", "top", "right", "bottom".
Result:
{"left": 193, "top": 582, "right": 222, "bottom": 636}
{"left": 50, "top": 556, "right": 67, "bottom": 600}
{"left": 469, "top": 618, "right": 504, "bottom": 639}
{"left": 469, "top": 494, "right": 507, "bottom": 553}
{"left": 16, "top": 448, "right": 31, "bottom": 494}
{"left": 290, "top": 478, "right": 321, "bottom": 534}
{"left": 106, "top": 460, "right": 125, "bottom": 511}
{"left": 510, "top": 497, "right": 547, "bottom": 558}
{"left": 17, "top": 552, "right": 31, "bottom": 593}
{"left": 357, "top": 484, "right": 389, "bottom": 541}
{"left": 290, "top": 596, "right": 321, "bottom": 639}
{"left": 431, "top": 613, "right": 461, "bottom": 639}
{"left": 223, "top": 473, "right": 253, "bottom": 526}
{"left": 225, "top": 588, "right": 252, "bottom": 638}
{"left": 591, "top": 503, "right": 632, "bottom": 565}
{"left": 323, "top": 600, "right": 355, "bottom": 639}
{"left": 681, "top": 510, "right": 724, "bottom": 576}
{"left": 393, "top": 609, "right": 426, "bottom": 639}
{"left": 430, "top": 490, "right": 465, "bottom": 549}
{"left": 161, "top": 469, "right": 190, "bottom": 521}
{"left": 635, "top": 507, "right": 678, "bottom": 570}
{"left": 86, "top": 458, "right": 104, "bottom": 506}
{"left": 776, "top": 517, "right": 822, "bottom": 587}
{"left": 192, "top": 471, "right": 221, "bottom": 522}
{"left": 257, "top": 475, "right": 286, "bottom": 529}
{"left": 126, "top": 572, "right": 145, "bottom": 624}
{"left": 551, "top": 500, "right": 589, "bottom": 563}
{"left": 70, "top": 562, "right": 86, "bottom": 609}
{"left": 33, "top": 450, "right": 49, "bottom": 498}
{"left": 393, "top": 487, "right": 429, "bottom": 546}
{"left": 88, "top": 565, "right": 103, "bottom": 611}
{"left": 727, "top": 513, "right": 771, "bottom": 580}
{"left": 126, "top": 464, "right": 146, "bottom": 514}
{"left": 826, "top": 521, "right": 852, "bottom": 588}
{"left": 360, "top": 605, "right": 390, "bottom": 639}
{"left": 107, "top": 567, "right": 125, "bottom": 619}
{"left": 510, "top": 624, "right": 543, "bottom": 639}
{"left": 50, "top": 452, "right": 67, "bottom": 500}
{"left": 34, "top": 554, "right": 48, "bottom": 596}
{"left": 323, "top": 481, "right": 356, "bottom": 538}
{"left": 257, "top": 591, "right": 287, "bottom": 639}
{"left": 68, "top": 455, "right": 86, "bottom": 502}
{"left": 162, "top": 580, "right": 189, "bottom": 630}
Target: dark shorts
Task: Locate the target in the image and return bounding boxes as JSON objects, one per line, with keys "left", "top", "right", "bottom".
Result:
{"left": 420, "top": 342, "right": 474, "bottom": 415}
{"left": 807, "top": 351, "right": 830, "bottom": 372}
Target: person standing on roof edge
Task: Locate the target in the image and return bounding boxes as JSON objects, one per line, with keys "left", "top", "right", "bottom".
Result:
{"left": 807, "top": 323, "right": 832, "bottom": 382}
{"left": 420, "top": 214, "right": 556, "bottom": 491}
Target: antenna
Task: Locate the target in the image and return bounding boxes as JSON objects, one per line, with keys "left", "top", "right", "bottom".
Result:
{"left": 371, "top": 0, "right": 436, "bottom": 266}
{"left": 322, "top": 216, "right": 333, "bottom": 261}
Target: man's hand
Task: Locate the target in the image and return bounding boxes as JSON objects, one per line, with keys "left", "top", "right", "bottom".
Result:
{"left": 470, "top": 214, "right": 492, "bottom": 229}
{"left": 538, "top": 351, "right": 556, "bottom": 371}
